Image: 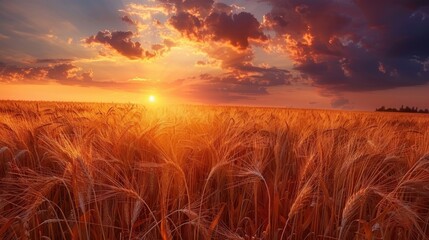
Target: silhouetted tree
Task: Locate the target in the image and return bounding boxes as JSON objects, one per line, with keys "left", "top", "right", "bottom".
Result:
{"left": 376, "top": 106, "right": 386, "bottom": 111}
{"left": 376, "top": 105, "right": 428, "bottom": 114}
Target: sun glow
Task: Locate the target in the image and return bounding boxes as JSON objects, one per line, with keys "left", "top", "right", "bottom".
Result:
{"left": 148, "top": 95, "right": 156, "bottom": 103}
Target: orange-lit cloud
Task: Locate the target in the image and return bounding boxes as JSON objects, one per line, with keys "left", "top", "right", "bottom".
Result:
{"left": 0, "top": 61, "right": 184, "bottom": 92}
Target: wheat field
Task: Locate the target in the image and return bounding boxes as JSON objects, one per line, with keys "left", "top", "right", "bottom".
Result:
{"left": 0, "top": 101, "right": 428, "bottom": 239}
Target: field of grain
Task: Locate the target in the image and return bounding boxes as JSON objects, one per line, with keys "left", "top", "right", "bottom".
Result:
{"left": 0, "top": 101, "right": 429, "bottom": 239}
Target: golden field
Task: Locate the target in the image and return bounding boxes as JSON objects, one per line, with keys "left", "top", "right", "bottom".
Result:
{"left": 0, "top": 101, "right": 429, "bottom": 240}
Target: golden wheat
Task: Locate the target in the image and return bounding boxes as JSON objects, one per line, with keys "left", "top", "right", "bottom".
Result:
{"left": 0, "top": 100, "right": 428, "bottom": 239}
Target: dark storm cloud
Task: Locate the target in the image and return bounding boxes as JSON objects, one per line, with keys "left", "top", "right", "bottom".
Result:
{"left": 263, "top": 0, "right": 429, "bottom": 92}
{"left": 205, "top": 12, "right": 268, "bottom": 49}
{"left": 168, "top": 9, "right": 267, "bottom": 49}
{"left": 169, "top": 12, "right": 203, "bottom": 38}
{"left": 84, "top": 30, "right": 154, "bottom": 59}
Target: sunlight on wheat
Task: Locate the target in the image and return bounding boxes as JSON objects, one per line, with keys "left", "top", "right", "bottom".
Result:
{"left": 0, "top": 101, "right": 428, "bottom": 239}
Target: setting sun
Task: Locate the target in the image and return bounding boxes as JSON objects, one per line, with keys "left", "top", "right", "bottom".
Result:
{"left": 0, "top": 1, "right": 429, "bottom": 239}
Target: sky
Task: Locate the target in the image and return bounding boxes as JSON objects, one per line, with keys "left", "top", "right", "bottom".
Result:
{"left": 0, "top": 0, "right": 428, "bottom": 110}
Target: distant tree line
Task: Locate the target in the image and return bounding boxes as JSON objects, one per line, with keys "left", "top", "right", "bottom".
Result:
{"left": 376, "top": 105, "right": 429, "bottom": 113}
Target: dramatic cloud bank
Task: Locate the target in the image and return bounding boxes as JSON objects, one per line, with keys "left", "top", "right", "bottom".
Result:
{"left": 263, "top": 0, "right": 429, "bottom": 92}
{"left": 1, "top": 0, "right": 428, "bottom": 108}
{"left": 155, "top": 0, "right": 429, "bottom": 105}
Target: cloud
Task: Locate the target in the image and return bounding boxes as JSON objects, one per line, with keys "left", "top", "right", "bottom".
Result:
{"left": 161, "top": 0, "right": 277, "bottom": 101}
{"left": 169, "top": 12, "right": 203, "bottom": 38}
{"left": 0, "top": 62, "right": 90, "bottom": 84}
{"left": 184, "top": 79, "right": 263, "bottom": 103}
{"left": 196, "top": 59, "right": 218, "bottom": 66}
{"left": 34, "top": 59, "right": 74, "bottom": 64}
{"left": 0, "top": 33, "right": 10, "bottom": 40}
{"left": 0, "top": 60, "right": 185, "bottom": 92}
{"left": 330, "top": 96, "right": 350, "bottom": 109}
{"left": 84, "top": 30, "right": 154, "bottom": 59}
{"left": 0, "top": 62, "right": 48, "bottom": 83}
{"left": 158, "top": 0, "right": 214, "bottom": 15}
{"left": 205, "top": 12, "right": 268, "bottom": 49}
{"left": 184, "top": 64, "right": 291, "bottom": 102}
{"left": 151, "top": 39, "right": 175, "bottom": 55}
{"left": 262, "top": 0, "right": 429, "bottom": 92}
{"left": 232, "top": 64, "right": 291, "bottom": 86}
{"left": 46, "top": 63, "right": 84, "bottom": 82}
{"left": 121, "top": 0, "right": 281, "bottom": 102}
{"left": 168, "top": 11, "right": 268, "bottom": 49}
{"left": 120, "top": 3, "right": 169, "bottom": 26}
{"left": 163, "top": 0, "right": 268, "bottom": 50}
{"left": 211, "top": 3, "right": 235, "bottom": 14}
{"left": 200, "top": 74, "right": 270, "bottom": 95}
{"left": 160, "top": 0, "right": 286, "bottom": 102}
{"left": 121, "top": 15, "right": 137, "bottom": 26}
{"left": 0, "top": 62, "right": 133, "bottom": 91}
{"left": 203, "top": 46, "right": 257, "bottom": 75}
